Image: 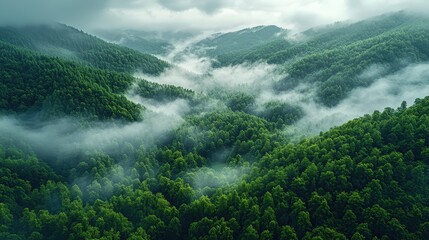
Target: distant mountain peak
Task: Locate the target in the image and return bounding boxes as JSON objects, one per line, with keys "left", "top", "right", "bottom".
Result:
{"left": 237, "top": 25, "right": 284, "bottom": 34}
{"left": 190, "top": 25, "right": 288, "bottom": 56}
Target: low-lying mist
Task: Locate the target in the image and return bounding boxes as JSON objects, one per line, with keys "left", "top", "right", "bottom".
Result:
{"left": 185, "top": 165, "right": 249, "bottom": 196}
{"left": 0, "top": 98, "right": 187, "bottom": 162}
{"left": 135, "top": 60, "right": 282, "bottom": 93}
{"left": 286, "top": 63, "right": 429, "bottom": 138}
{"left": 140, "top": 43, "right": 429, "bottom": 141}
{"left": 4, "top": 52, "right": 427, "bottom": 168}
{"left": 0, "top": 99, "right": 189, "bottom": 200}
{"left": 2, "top": 36, "right": 429, "bottom": 200}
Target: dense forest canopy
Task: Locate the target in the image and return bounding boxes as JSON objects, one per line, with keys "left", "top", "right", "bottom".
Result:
{"left": 0, "top": 41, "right": 191, "bottom": 122}
{"left": 0, "top": 23, "right": 169, "bottom": 74}
{"left": 214, "top": 12, "right": 429, "bottom": 106}
{"left": 1, "top": 10, "right": 429, "bottom": 240}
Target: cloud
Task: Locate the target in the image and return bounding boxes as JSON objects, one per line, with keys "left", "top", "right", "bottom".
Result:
{"left": 0, "top": 98, "right": 188, "bottom": 162}
{"left": 134, "top": 37, "right": 285, "bottom": 92}
{"left": 133, "top": 35, "right": 429, "bottom": 143}
{"left": 126, "top": 95, "right": 191, "bottom": 120}
{"left": 0, "top": 79, "right": 193, "bottom": 201}
{"left": 157, "top": 0, "right": 228, "bottom": 14}
{"left": 344, "top": 0, "right": 429, "bottom": 20}
{"left": 1, "top": 0, "right": 428, "bottom": 32}
{"left": 186, "top": 165, "right": 249, "bottom": 194}
{"left": 136, "top": 59, "right": 282, "bottom": 93}
{"left": 0, "top": 0, "right": 107, "bottom": 26}
{"left": 285, "top": 63, "right": 429, "bottom": 138}
{"left": 91, "top": 0, "right": 429, "bottom": 32}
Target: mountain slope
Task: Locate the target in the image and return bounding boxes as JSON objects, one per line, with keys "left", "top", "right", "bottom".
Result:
{"left": 0, "top": 41, "right": 142, "bottom": 121}
{"left": 214, "top": 38, "right": 292, "bottom": 67}
{"left": 217, "top": 12, "right": 423, "bottom": 66}
{"left": 94, "top": 30, "right": 173, "bottom": 55}
{"left": 2, "top": 94, "right": 429, "bottom": 239}
{"left": 193, "top": 25, "right": 288, "bottom": 57}
{"left": 233, "top": 98, "right": 429, "bottom": 239}
{"left": 0, "top": 41, "right": 192, "bottom": 121}
{"left": 0, "top": 23, "right": 169, "bottom": 74}
{"left": 287, "top": 23, "right": 429, "bottom": 106}
{"left": 217, "top": 12, "right": 429, "bottom": 106}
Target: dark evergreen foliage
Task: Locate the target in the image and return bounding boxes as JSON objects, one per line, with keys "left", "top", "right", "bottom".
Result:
{"left": 1, "top": 13, "right": 429, "bottom": 240}
{"left": 0, "top": 23, "right": 169, "bottom": 74}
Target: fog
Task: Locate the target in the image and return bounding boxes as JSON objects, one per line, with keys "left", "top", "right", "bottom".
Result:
{"left": 141, "top": 40, "right": 429, "bottom": 142}
{"left": 126, "top": 93, "right": 191, "bottom": 120}
{"left": 1, "top": 52, "right": 426, "bottom": 201}
{"left": 136, "top": 55, "right": 283, "bottom": 93}
{"left": 187, "top": 165, "right": 249, "bottom": 195}
{"left": 286, "top": 63, "right": 429, "bottom": 138}
{"left": 0, "top": 95, "right": 192, "bottom": 199}
{"left": 2, "top": 48, "right": 427, "bottom": 168}
{"left": 0, "top": 99, "right": 187, "bottom": 161}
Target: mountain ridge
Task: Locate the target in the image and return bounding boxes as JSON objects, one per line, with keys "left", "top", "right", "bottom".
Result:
{"left": 0, "top": 23, "right": 169, "bottom": 74}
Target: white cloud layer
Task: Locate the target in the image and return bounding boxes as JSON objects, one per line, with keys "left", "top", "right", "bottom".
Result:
{"left": 1, "top": 0, "right": 429, "bottom": 32}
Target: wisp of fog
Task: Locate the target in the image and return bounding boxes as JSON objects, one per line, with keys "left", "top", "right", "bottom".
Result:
{"left": 0, "top": 102, "right": 186, "bottom": 161}
{"left": 2, "top": 32, "right": 429, "bottom": 196}
{"left": 287, "top": 63, "right": 429, "bottom": 138}
{"left": 140, "top": 42, "right": 429, "bottom": 141}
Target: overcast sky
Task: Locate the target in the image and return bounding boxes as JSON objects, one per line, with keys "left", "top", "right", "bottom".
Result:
{"left": 0, "top": 0, "right": 428, "bottom": 32}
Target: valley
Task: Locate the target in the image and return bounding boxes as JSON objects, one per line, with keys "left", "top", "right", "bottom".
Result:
{"left": 1, "top": 8, "right": 429, "bottom": 240}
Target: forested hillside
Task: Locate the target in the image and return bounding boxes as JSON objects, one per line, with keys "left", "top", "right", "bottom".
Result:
{"left": 94, "top": 30, "right": 173, "bottom": 55}
{"left": 0, "top": 24, "right": 169, "bottom": 74}
{"left": 1, "top": 94, "right": 429, "bottom": 239}
{"left": 0, "top": 41, "right": 191, "bottom": 121}
{"left": 1, "top": 11, "right": 429, "bottom": 240}
{"left": 216, "top": 12, "right": 425, "bottom": 66}
{"left": 216, "top": 12, "right": 429, "bottom": 106}
{"left": 192, "top": 25, "right": 288, "bottom": 57}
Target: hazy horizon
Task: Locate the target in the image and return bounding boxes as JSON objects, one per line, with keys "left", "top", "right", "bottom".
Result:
{"left": 1, "top": 0, "right": 429, "bottom": 33}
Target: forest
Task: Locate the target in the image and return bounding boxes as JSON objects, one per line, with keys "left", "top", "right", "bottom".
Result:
{"left": 1, "top": 11, "right": 429, "bottom": 240}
